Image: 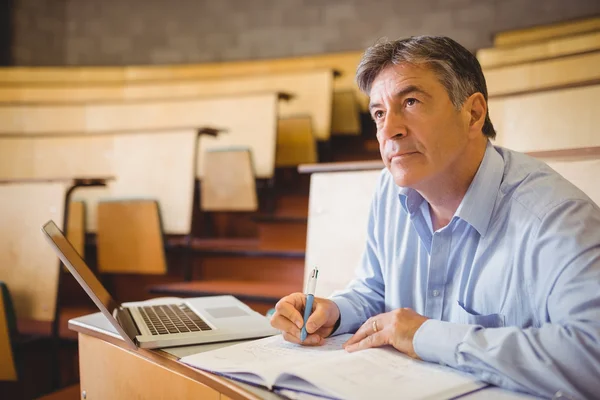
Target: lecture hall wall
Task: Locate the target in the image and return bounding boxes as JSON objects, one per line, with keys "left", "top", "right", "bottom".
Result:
{"left": 6, "top": 0, "right": 600, "bottom": 66}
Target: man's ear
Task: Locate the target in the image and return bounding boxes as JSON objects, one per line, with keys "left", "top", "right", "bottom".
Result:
{"left": 465, "top": 92, "right": 487, "bottom": 137}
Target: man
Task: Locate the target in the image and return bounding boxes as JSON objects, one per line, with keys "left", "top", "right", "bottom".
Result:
{"left": 270, "top": 36, "right": 600, "bottom": 399}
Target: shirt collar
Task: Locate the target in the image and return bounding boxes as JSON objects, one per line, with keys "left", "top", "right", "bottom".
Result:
{"left": 398, "top": 140, "right": 504, "bottom": 236}
{"left": 398, "top": 185, "right": 425, "bottom": 215}
{"left": 454, "top": 140, "right": 504, "bottom": 237}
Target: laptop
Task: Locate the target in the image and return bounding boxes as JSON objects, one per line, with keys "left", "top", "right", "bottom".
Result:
{"left": 42, "top": 220, "right": 278, "bottom": 350}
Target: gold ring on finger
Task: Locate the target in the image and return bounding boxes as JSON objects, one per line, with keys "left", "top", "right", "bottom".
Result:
{"left": 372, "top": 320, "right": 378, "bottom": 333}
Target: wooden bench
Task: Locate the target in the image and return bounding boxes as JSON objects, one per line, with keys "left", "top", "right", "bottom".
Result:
{"left": 0, "top": 178, "right": 108, "bottom": 336}
{"left": 0, "top": 69, "right": 343, "bottom": 140}
{"left": 0, "top": 128, "right": 215, "bottom": 234}
{"left": 0, "top": 93, "right": 281, "bottom": 233}
{"left": 477, "top": 30, "right": 600, "bottom": 69}
{"left": 0, "top": 93, "right": 281, "bottom": 179}
{"left": 0, "top": 51, "right": 368, "bottom": 117}
{"left": 492, "top": 16, "right": 600, "bottom": 47}
{"left": 489, "top": 84, "right": 600, "bottom": 152}
{"left": 485, "top": 51, "right": 600, "bottom": 97}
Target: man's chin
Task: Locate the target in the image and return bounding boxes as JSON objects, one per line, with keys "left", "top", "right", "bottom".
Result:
{"left": 388, "top": 166, "right": 421, "bottom": 188}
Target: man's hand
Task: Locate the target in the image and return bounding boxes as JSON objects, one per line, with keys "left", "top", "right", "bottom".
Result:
{"left": 343, "top": 308, "right": 428, "bottom": 358}
{"left": 270, "top": 293, "right": 340, "bottom": 346}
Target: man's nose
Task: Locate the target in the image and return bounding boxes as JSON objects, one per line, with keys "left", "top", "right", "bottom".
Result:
{"left": 379, "top": 111, "right": 406, "bottom": 140}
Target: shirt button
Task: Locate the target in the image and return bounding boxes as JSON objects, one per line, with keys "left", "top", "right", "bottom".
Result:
{"left": 432, "top": 290, "right": 440, "bottom": 297}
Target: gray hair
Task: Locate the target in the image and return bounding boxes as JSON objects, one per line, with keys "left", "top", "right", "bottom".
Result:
{"left": 356, "top": 36, "right": 496, "bottom": 139}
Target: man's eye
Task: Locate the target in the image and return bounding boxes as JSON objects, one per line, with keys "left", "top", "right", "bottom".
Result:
{"left": 406, "top": 98, "right": 418, "bottom": 107}
{"left": 373, "top": 110, "right": 384, "bottom": 119}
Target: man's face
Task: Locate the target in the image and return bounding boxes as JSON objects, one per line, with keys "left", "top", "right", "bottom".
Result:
{"left": 369, "top": 63, "right": 472, "bottom": 189}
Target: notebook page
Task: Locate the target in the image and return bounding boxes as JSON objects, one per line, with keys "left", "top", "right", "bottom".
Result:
{"left": 180, "top": 334, "right": 351, "bottom": 389}
{"left": 280, "top": 346, "right": 485, "bottom": 400}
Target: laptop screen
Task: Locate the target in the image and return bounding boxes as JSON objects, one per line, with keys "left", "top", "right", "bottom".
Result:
{"left": 42, "top": 220, "right": 120, "bottom": 319}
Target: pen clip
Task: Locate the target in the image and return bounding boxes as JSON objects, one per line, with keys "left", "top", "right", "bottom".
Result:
{"left": 306, "top": 267, "right": 318, "bottom": 295}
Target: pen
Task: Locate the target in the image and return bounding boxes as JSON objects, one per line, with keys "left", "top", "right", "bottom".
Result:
{"left": 300, "top": 267, "right": 319, "bottom": 342}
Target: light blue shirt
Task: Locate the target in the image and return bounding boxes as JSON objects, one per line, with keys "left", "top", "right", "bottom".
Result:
{"left": 330, "top": 141, "right": 600, "bottom": 399}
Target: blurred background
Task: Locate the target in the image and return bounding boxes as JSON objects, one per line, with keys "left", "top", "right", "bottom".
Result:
{"left": 0, "top": 1, "right": 599, "bottom": 399}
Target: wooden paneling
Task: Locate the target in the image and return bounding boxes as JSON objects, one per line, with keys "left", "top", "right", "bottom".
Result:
{"left": 0, "top": 69, "right": 339, "bottom": 140}
{"left": 276, "top": 117, "right": 317, "bottom": 167}
{"left": 0, "top": 182, "right": 68, "bottom": 322}
{"left": 78, "top": 334, "right": 220, "bottom": 400}
{"left": 97, "top": 200, "right": 167, "bottom": 274}
{"left": 485, "top": 51, "right": 600, "bottom": 97}
{"left": 0, "top": 288, "right": 17, "bottom": 381}
{"left": 201, "top": 149, "right": 258, "bottom": 212}
{"left": 304, "top": 169, "right": 381, "bottom": 297}
{"left": 489, "top": 84, "right": 600, "bottom": 152}
{"left": 493, "top": 16, "right": 600, "bottom": 47}
{"left": 478, "top": 31, "right": 600, "bottom": 68}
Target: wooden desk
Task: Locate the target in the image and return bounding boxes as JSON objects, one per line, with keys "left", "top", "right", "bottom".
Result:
{"left": 69, "top": 313, "right": 537, "bottom": 400}
{"left": 68, "top": 313, "right": 279, "bottom": 400}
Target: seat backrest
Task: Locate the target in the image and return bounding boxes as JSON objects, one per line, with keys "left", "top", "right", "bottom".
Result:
{"left": 201, "top": 148, "right": 258, "bottom": 212}
{"left": 96, "top": 200, "right": 167, "bottom": 275}
{"left": 0, "top": 282, "right": 18, "bottom": 381}
{"left": 276, "top": 117, "right": 317, "bottom": 167}
{"left": 303, "top": 168, "right": 382, "bottom": 297}
{"left": 331, "top": 91, "right": 361, "bottom": 136}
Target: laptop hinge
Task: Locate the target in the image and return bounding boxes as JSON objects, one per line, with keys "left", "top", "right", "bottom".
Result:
{"left": 115, "top": 307, "right": 141, "bottom": 342}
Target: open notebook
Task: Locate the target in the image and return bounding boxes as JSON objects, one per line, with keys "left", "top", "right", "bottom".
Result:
{"left": 180, "top": 334, "right": 486, "bottom": 399}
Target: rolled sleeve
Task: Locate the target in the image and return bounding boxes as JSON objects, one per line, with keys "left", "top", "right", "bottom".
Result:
{"left": 413, "top": 319, "right": 472, "bottom": 368}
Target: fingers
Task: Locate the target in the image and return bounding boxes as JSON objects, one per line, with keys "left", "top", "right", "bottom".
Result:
{"left": 345, "top": 331, "right": 386, "bottom": 353}
{"left": 270, "top": 293, "right": 305, "bottom": 331}
{"left": 282, "top": 331, "right": 325, "bottom": 346}
{"left": 273, "top": 315, "right": 301, "bottom": 337}
{"left": 304, "top": 303, "right": 329, "bottom": 334}
{"left": 343, "top": 317, "right": 376, "bottom": 347}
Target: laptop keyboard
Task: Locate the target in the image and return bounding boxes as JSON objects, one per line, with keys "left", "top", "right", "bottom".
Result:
{"left": 138, "top": 304, "right": 212, "bottom": 336}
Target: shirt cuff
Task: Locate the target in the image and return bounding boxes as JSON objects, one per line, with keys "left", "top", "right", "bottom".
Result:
{"left": 329, "top": 296, "right": 362, "bottom": 335}
{"left": 413, "top": 319, "right": 471, "bottom": 368}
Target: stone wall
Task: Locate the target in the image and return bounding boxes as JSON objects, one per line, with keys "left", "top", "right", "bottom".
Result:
{"left": 10, "top": 0, "right": 600, "bottom": 66}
